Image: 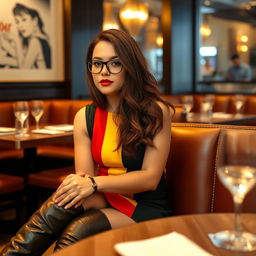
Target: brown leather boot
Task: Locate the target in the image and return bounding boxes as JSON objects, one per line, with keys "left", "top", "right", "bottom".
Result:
{"left": 0, "top": 195, "right": 83, "bottom": 256}
{"left": 54, "top": 209, "right": 111, "bottom": 251}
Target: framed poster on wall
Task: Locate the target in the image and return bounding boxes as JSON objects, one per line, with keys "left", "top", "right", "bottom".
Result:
{"left": 0, "top": 0, "right": 64, "bottom": 82}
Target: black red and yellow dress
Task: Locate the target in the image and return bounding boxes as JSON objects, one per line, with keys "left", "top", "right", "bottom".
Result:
{"left": 86, "top": 104, "right": 171, "bottom": 222}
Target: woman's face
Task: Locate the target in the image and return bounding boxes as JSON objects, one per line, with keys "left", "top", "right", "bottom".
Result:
{"left": 91, "top": 40, "right": 125, "bottom": 98}
{"left": 15, "top": 13, "right": 38, "bottom": 38}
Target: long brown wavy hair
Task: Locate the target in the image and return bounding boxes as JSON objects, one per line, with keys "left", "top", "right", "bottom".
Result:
{"left": 86, "top": 29, "right": 174, "bottom": 157}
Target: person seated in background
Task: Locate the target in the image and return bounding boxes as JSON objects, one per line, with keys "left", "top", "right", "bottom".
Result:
{"left": 1, "top": 29, "right": 174, "bottom": 255}
{"left": 201, "top": 57, "right": 215, "bottom": 81}
{"left": 226, "top": 53, "right": 252, "bottom": 81}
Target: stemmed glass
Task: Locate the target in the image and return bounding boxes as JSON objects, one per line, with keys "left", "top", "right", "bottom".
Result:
{"left": 181, "top": 95, "right": 194, "bottom": 116}
{"left": 13, "top": 101, "right": 29, "bottom": 137}
{"left": 209, "top": 130, "right": 256, "bottom": 252}
{"left": 200, "top": 94, "right": 215, "bottom": 121}
{"left": 31, "top": 100, "right": 44, "bottom": 130}
{"left": 234, "top": 94, "right": 245, "bottom": 116}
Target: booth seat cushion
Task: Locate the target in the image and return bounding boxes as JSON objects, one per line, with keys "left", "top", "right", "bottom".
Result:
{"left": 0, "top": 173, "right": 24, "bottom": 194}
{"left": 28, "top": 166, "right": 74, "bottom": 189}
{"left": 0, "top": 149, "right": 23, "bottom": 159}
{"left": 37, "top": 146, "right": 74, "bottom": 159}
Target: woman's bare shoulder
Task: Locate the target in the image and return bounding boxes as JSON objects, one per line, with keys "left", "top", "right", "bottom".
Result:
{"left": 156, "top": 101, "right": 174, "bottom": 120}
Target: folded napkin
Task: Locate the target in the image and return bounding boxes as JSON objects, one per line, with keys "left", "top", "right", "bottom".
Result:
{"left": 114, "top": 232, "right": 213, "bottom": 256}
{"left": 0, "top": 127, "right": 15, "bottom": 132}
{"left": 32, "top": 129, "right": 64, "bottom": 135}
{"left": 0, "top": 127, "right": 16, "bottom": 136}
{"left": 44, "top": 124, "right": 74, "bottom": 132}
{"left": 212, "top": 112, "right": 233, "bottom": 118}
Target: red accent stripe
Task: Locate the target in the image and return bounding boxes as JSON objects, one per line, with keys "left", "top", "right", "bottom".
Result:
{"left": 105, "top": 193, "right": 136, "bottom": 217}
{"left": 98, "top": 167, "right": 108, "bottom": 176}
{"left": 92, "top": 108, "right": 108, "bottom": 166}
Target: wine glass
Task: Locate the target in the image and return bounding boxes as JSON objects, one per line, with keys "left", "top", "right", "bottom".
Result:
{"left": 13, "top": 101, "right": 29, "bottom": 137}
{"left": 200, "top": 94, "right": 215, "bottom": 121}
{"left": 31, "top": 100, "right": 44, "bottom": 130}
{"left": 234, "top": 94, "right": 245, "bottom": 116}
{"left": 209, "top": 130, "right": 256, "bottom": 252}
{"left": 181, "top": 95, "right": 194, "bottom": 116}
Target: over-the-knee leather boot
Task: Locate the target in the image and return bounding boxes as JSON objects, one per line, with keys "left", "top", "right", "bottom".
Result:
{"left": 0, "top": 195, "right": 83, "bottom": 256}
{"left": 54, "top": 209, "right": 111, "bottom": 251}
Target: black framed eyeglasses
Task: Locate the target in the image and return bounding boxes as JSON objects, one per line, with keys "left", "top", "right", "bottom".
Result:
{"left": 88, "top": 60, "right": 123, "bottom": 74}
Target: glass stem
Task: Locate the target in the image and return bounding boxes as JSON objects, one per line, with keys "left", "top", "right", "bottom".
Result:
{"left": 35, "top": 117, "right": 39, "bottom": 129}
{"left": 234, "top": 196, "right": 243, "bottom": 233}
{"left": 20, "top": 119, "right": 25, "bottom": 136}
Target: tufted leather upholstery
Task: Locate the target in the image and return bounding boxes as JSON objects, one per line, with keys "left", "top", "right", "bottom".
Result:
{"left": 167, "top": 123, "right": 256, "bottom": 215}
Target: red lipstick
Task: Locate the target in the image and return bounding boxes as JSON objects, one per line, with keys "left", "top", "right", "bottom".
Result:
{"left": 100, "top": 79, "right": 113, "bottom": 86}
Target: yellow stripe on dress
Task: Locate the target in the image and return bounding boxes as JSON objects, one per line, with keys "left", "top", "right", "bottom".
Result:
{"left": 101, "top": 113, "right": 127, "bottom": 174}
{"left": 108, "top": 167, "right": 127, "bottom": 175}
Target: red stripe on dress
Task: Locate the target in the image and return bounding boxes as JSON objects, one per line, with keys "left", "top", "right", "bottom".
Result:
{"left": 105, "top": 193, "right": 136, "bottom": 217}
{"left": 92, "top": 108, "right": 108, "bottom": 166}
{"left": 98, "top": 167, "right": 108, "bottom": 176}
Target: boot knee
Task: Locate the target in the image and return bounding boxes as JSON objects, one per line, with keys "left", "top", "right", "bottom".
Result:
{"left": 54, "top": 209, "right": 111, "bottom": 251}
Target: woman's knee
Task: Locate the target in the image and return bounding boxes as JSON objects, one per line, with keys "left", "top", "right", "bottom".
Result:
{"left": 82, "top": 192, "right": 108, "bottom": 210}
{"left": 100, "top": 208, "right": 135, "bottom": 229}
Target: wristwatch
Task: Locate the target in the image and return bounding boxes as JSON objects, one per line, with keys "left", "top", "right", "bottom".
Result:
{"left": 88, "top": 176, "right": 98, "bottom": 192}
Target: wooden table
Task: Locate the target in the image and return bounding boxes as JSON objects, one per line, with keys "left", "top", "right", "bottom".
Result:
{"left": 0, "top": 128, "right": 73, "bottom": 173}
{"left": 0, "top": 130, "right": 73, "bottom": 150}
{"left": 51, "top": 213, "right": 256, "bottom": 256}
{"left": 186, "top": 113, "right": 256, "bottom": 125}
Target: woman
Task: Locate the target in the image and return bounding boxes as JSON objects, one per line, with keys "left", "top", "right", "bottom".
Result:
{"left": 1, "top": 29, "right": 173, "bottom": 255}
{"left": 0, "top": 3, "right": 51, "bottom": 69}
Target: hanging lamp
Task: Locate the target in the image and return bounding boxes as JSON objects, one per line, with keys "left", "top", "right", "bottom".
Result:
{"left": 119, "top": 0, "right": 149, "bottom": 37}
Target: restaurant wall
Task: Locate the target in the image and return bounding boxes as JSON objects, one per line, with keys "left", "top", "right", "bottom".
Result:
{"left": 162, "top": 0, "right": 195, "bottom": 95}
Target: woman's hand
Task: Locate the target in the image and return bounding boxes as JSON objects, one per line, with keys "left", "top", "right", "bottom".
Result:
{"left": 53, "top": 173, "right": 94, "bottom": 209}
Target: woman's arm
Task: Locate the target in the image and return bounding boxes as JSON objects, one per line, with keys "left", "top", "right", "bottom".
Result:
{"left": 0, "top": 33, "right": 16, "bottom": 57}
{"left": 53, "top": 107, "right": 98, "bottom": 207}
{"left": 73, "top": 107, "right": 97, "bottom": 176}
{"left": 16, "top": 37, "right": 40, "bottom": 68}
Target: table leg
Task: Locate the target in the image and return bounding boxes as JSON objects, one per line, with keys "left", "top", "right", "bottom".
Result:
{"left": 23, "top": 147, "right": 37, "bottom": 175}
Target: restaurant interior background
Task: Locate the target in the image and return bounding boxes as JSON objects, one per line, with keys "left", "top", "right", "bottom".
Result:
{"left": 0, "top": 0, "right": 256, "bottom": 101}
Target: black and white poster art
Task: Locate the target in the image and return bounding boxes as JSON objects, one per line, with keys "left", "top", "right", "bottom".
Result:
{"left": 0, "top": 0, "right": 64, "bottom": 81}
